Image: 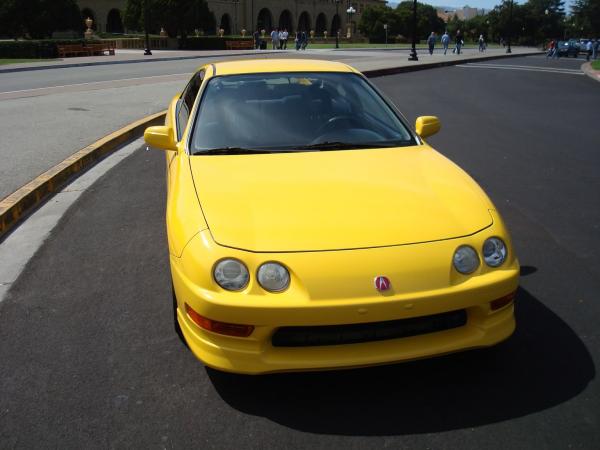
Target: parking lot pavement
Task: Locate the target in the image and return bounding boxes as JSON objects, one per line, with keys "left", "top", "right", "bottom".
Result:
{"left": 1, "top": 56, "right": 599, "bottom": 448}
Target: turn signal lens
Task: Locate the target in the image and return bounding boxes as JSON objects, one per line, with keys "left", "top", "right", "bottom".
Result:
{"left": 490, "top": 291, "right": 516, "bottom": 311}
{"left": 185, "top": 304, "right": 254, "bottom": 337}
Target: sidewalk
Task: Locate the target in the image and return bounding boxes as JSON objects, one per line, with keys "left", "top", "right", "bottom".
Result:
{"left": 0, "top": 46, "right": 538, "bottom": 74}
{"left": 0, "top": 46, "right": 541, "bottom": 237}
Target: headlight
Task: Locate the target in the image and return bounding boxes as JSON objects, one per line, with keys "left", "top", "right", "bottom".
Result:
{"left": 213, "top": 259, "right": 249, "bottom": 291}
{"left": 453, "top": 246, "right": 479, "bottom": 274}
{"left": 483, "top": 237, "right": 507, "bottom": 267}
{"left": 257, "top": 262, "right": 290, "bottom": 292}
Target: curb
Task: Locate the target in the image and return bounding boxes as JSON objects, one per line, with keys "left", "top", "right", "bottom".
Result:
{"left": 581, "top": 62, "right": 600, "bottom": 83}
{"left": 0, "top": 111, "right": 166, "bottom": 239}
{"left": 0, "top": 50, "right": 543, "bottom": 239}
{"left": 362, "top": 51, "right": 543, "bottom": 77}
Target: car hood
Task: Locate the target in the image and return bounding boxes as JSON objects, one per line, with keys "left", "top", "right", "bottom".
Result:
{"left": 188, "top": 146, "right": 493, "bottom": 252}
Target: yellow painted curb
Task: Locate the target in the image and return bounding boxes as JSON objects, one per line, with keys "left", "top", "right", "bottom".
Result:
{"left": 0, "top": 110, "right": 167, "bottom": 239}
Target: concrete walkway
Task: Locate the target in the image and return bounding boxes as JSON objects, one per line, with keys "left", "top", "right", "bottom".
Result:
{"left": 0, "top": 46, "right": 540, "bottom": 203}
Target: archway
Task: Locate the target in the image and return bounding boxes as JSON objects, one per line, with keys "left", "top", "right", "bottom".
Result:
{"left": 106, "top": 9, "right": 123, "bottom": 34}
{"left": 316, "top": 13, "right": 327, "bottom": 35}
{"left": 331, "top": 14, "right": 341, "bottom": 35}
{"left": 81, "top": 8, "right": 97, "bottom": 31}
{"left": 297, "top": 11, "right": 311, "bottom": 32}
{"left": 220, "top": 13, "right": 231, "bottom": 35}
{"left": 257, "top": 8, "right": 273, "bottom": 32}
{"left": 279, "top": 10, "right": 293, "bottom": 32}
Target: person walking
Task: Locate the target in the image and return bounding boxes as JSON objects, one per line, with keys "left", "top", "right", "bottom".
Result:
{"left": 270, "top": 28, "right": 280, "bottom": 50}
{"left": 586, "top": 39, "right": 593, "bottom": 61}
{"left": 281, "top": 29, "right": 289, "bottom": 50}
{"left": 478, "top": 34, "right": 485, "bottom": 52}
{"left": 455, "top": 29, "right": 463, "bottom": 54}
{"left": 546, "top": 39, "right": 555, "bottom": 58}
{"left": 441, "top": 31, "right": 450, "bottom": 55}
{"left": 253, "top": 28, "right": 260, "bottom": 50}
{"left": 427, "top": 32, "right": 436, "bottom": 55}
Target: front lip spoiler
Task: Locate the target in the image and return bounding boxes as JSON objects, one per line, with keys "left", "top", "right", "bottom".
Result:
{"left": 205, "top": 210, "right": 496, "bottom": 254}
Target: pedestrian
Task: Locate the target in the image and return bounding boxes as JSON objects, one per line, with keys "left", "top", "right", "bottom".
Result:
{"left": 301, "top": 31, "right": 308, "bottom": 50}
{"left": 295, "top": 31, "right": 301, "bottom": 50}
{"left": 427, "top": 32, "right": 436, "bottom": 55}
{"left": 281, "top": 28, "right": 289, "bottom": 50}
{"left": 270, "top": 28, "right": 280, "bottom": 50}
{"left": 253, "top": 28, "right": 260, "bottom": 50}
{"left": 478, "top": 34, "right": 485, "bottom": 52}
{"left": 585, "top": 39, "right": 593, "bottom": 61}
{"left": 441, "top": 31, "right": 450, "bottom": 55}
{"left": 455, "top": 29, "right": 463, "bottom": 54}
{"left": 552, "top": 38, "right": 559, "bottom": 58}
{"left": 546, "top": 39, "right": 555, "bottom": 58}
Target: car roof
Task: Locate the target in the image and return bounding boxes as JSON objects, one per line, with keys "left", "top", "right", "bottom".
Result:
{"left": 205, "top": 59, "right": 359, "bottom": 77}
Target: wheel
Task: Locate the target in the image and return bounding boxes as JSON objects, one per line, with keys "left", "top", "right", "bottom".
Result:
{"left": 172, "top": 285, "right": 189, "bottom": 348}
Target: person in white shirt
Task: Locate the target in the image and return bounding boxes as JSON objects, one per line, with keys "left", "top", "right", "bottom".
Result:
{"left": 271, "top": 29, "right": 280, "bottom": 50}
{"left": 281, "top": 29, "right": 289, "bottom": 50}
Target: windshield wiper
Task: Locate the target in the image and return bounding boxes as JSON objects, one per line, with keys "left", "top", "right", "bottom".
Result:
{"left": 193, "top": 147, "right": 275, "bottom": 155}
{"left": 291, "top": 141, "right": 398, "bottom": 151}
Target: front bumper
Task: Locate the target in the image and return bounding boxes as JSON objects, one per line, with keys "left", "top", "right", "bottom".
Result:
{"left": 170, "top": 217, "right": 518, "bottom": 374}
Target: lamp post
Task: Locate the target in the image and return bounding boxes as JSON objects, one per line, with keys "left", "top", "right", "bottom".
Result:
{"left": 506, "top": 0, "right": 513, "bottom": 54}
{"left": 408, "top": 0, "right": 418, "bottom": 60}
{"left": 346, "top": 5, "right": 356, "bottom": 39}
{"left": 335, "top": 0, "right": 340, "bottom": 48}
{"left": 143, "top": 0, "right": 152, "bottom": 55}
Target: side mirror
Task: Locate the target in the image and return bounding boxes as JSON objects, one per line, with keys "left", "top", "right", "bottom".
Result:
{"left": 144, "top": 126, "right": 177, "bottom": 151}
{"left": 415, "top": 116, "right": 441, "bottom": 139}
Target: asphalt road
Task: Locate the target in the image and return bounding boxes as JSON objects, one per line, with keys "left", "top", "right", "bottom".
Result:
{"left": 1, "top": 56, "right": 599, "bottom": 449}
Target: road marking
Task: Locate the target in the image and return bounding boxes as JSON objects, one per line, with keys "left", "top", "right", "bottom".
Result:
{"left": 456, "top": 63, "right": 584, "bottom": 75}
{"left": 0, "top": 72, "right": 192, "bottom": 95}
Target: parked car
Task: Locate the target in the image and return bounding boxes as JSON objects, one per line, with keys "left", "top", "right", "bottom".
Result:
{"left": 144, "top": 59, "right": 519, "bottom": 374}
{"left": 556, "top": 40, "right": 579, "bottom": 57}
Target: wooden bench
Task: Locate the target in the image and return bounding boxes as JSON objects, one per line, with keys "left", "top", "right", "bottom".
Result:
{"left": 57, "top": 44, "right": 89, "bottom": 58}
{"left": 57, "top": 43, "right": 115, "bottom": 58}
{"left": 226, "top": 40, "right": 255, "bottom": 50}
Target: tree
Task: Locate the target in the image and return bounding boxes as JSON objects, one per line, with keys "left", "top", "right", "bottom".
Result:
{"left": 572, "top": 0, "right": 600, "bottom": 35}
{"left": 124, "top": 0, "right": 216, "bottom": 37}
{"left": 0, "top": 0, "right": 81, "bottom": 39}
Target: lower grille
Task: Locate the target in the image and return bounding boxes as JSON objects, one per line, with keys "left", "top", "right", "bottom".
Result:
{"left": 271, "top": 309, "right": 467, "bottom": 347}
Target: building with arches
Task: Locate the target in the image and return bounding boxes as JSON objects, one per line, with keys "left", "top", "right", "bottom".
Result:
{"left": 76, "top": 1, "right": 384, "bottom": 36}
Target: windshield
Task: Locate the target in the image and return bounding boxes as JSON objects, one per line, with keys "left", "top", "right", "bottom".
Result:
{"left": 189, "top": 72, "right": 415, "bottom": 154}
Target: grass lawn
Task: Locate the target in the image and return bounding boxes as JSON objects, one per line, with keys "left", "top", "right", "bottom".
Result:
{"left": 592, "top": 60, "right": 600, "bottom": 70}
{"left": 0, "top": 58, "right": 55, "bottom": 65}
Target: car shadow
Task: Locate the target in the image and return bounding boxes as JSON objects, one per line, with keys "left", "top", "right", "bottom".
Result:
{"left": 208, "top": 287, "right": 594, "bottom": 435}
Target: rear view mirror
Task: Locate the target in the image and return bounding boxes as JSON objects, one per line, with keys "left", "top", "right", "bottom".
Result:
{"left": 415, "top": 116, "right": 441, "bottom": 139}
{"left": 144, "top": 126, "right": 177, "bottom": 151}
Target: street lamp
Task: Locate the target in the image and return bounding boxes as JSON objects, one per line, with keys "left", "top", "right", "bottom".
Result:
{"left": 506, "top": 0, "right": 513, "bottom": 54}
{"left": 408, "top": 0, "right": 418, "bottom": 60}
{"left": 347, "top": 5, "right": 356, "bottom": 39}
{"left": 143, "top": 0, "right": 152, "bottom": 55}
{"left": 335, "top": 0, "right": 340, "bottom": 48}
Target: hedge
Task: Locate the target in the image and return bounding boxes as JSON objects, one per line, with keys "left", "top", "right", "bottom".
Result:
{"left": 0, "top": 40, "right": 103, "bottom": 58}
{"left": 178, "top": 36, "right": 253, "bottom": 50}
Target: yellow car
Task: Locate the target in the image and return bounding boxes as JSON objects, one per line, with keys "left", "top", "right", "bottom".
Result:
{"left": 144, "top": 59, "right": 518, "bottom": 375}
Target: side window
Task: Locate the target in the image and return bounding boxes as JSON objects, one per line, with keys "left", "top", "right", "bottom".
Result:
{"left": 176, "top": 70, "right": 204, "bottom": 141}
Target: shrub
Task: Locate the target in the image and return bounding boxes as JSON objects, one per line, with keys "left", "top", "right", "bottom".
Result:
{"left": 0, "top": 39, "right": 103, "bottom": 58}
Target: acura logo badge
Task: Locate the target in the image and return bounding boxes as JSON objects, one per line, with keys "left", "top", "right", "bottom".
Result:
{"left": 374, "top": 276, "right": 391, "bottom": 292}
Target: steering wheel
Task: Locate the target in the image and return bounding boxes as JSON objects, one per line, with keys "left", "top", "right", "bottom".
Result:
{"left": 313, "top": 115, "right": 359, "bottom": 137}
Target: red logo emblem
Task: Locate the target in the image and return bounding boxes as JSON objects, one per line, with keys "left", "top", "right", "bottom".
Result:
{"left": 374, "top": 276, "right": 391, "bottom": 292}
